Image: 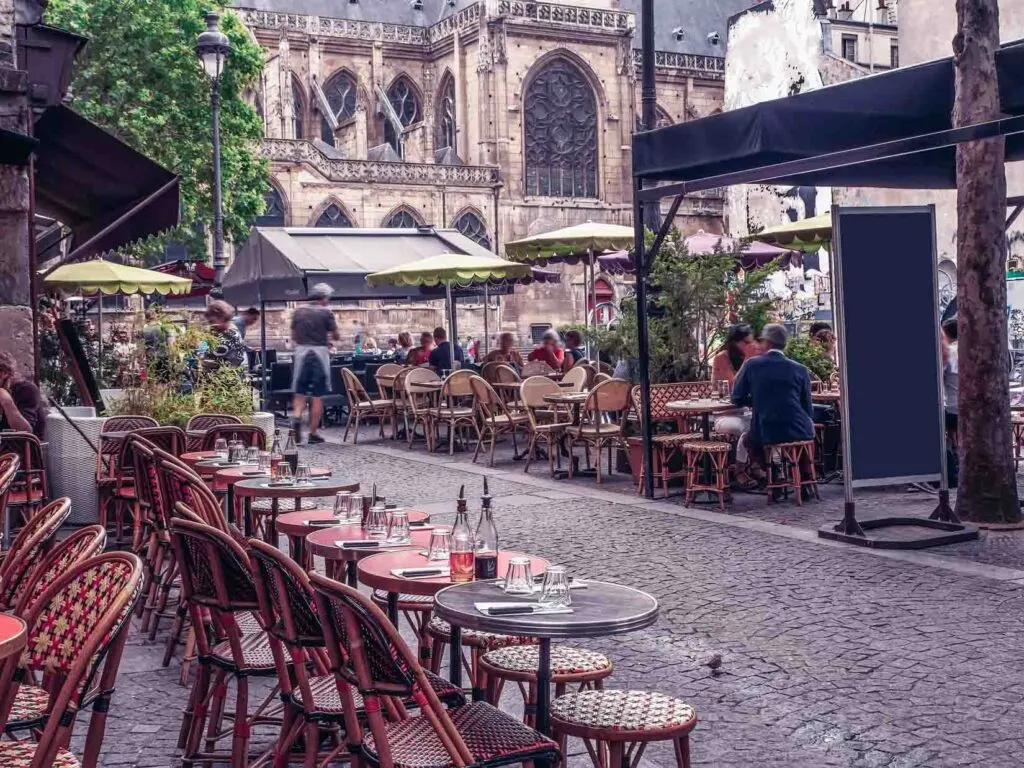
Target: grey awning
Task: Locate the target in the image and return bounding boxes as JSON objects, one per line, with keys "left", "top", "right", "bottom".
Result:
{"left": 223, "top": 226, "right": 504, "bottom": 304}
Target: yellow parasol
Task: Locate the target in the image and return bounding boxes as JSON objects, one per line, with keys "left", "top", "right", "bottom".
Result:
{"left": 749, "top": 213, "right": 833, "bottom": 253}
{"left": 368, "top": 253, "right": 530, "bottom": 370}
{"left": 43, "top": 258, "right": 193, "bottom": 296}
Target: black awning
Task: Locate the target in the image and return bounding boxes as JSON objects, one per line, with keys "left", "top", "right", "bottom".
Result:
{"left": 0, "top": 127, "right": 37, "bottom": 165}
{"left": 633, "top": 39, "right": 1024, "bottom": 191}
{"left": 33, "top": 105, "right": 181, "bottom": 262}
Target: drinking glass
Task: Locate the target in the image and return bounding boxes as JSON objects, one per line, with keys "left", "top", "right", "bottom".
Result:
{"left": 365, "top": 504, "right": 388, "bottom": 539}
{"left": 717, "top": 380, "right": 730, "bottom": 401}
{"left": 257, "top": 451, "right": 271, "bottom": 473}
{"left": 245, "top": 447, "right": 260, "bottom": 465}
{"left": 295, "top": 464, "right": 312, "bottom": 484}
{"left": 229, "top": 440, "right": 244, "bottom": 463}
{"left": 333, "top": 492, "right": 352, "bottom": 523}
{"left": 502, "top": 557, "right": 534, "bottom": 596}
{"left": 539, "top": 566, "right": 572, "bottom": 608}
{"left": 385, "top": 509, "right": 411, "bottom": 545}
{"left": 214, "top": 438, "right": 228, "bottom": 460}
{"left": 275, "top": 462, "right": 293, "bottom": 485}
{"left": 427, "top": 527, "right": 451, "bottom": 561}
{"left": 347, "top": 494, "right": 365, "bottom": 524}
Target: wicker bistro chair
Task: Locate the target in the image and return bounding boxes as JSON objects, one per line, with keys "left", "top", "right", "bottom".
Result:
{"left": 593, "top": 373, "right": 611, "bottom": 386}
{"left": 0, "top": 497, "right": 71, "bottom": 612}
{"left": 0, "top": 552, "right": 143, "bottom": 768}
{"left": 376, "top": 363, "right": 405, "bottom": 410}
{"left": 470, "top": 376, "right": 529, "bottom": 467}
{"left": 522, "top": 376, "right": 574, "bottom": 477}
{"left": 550, "top": 689, "right": 698, "bottom": 768}
{"left": 4, "top": 526, "right": 107, "bottom": 735}
{"left": 169, "top": 519, "right": 284, "bottom": 768}
{"left": 201, "top": 424, "right": 266, "bottom": 451}
{"left": 480, "top": 645, "right": 613, "bottom": 729}
{"left": 682, "top": 441, "right": 732, "bottom": 511}
{"left": 561, "top": 366, "right": 590, "bottom": 394}
{"left": 629, "top": 386, "right": 703, "bottom": 499}
{"left": 493, "top": 364, "right": 524, "bottom": 411}
{"left": 0, "top": 452, "right": 18, "bottom": 551}
{"left": 342, "top": 367, "right": 395, "bottom": 444}
{"left": 309, "top": 573, "right": 560, "bottom": 768}
{"left": 391, "top": 367, "right": 415, "bottom": 441}
{"left": 405, "top": 367, "right": 442, "bottom": 452}
{"left": 567, "top": 379, "right": 633, "bottom": 484}
{"left": 0, "top": 432, "right": 49, "bottom": 524}
{"left": 97, "top": 416, "right": 158, "bottom": 542}
{"left": 186, "top": 413, "right": 243, "bottom": 451}
{"left": 432, "top": 369, "right": 480, "bottom": 456}
{"left": 764, "top": 440, "right": 819, "bottom": 505}
{"left": 522, "top": 360, "right": 556, "bottom": 378}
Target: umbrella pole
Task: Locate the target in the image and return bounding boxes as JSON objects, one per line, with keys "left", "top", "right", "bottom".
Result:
{"left": 446, "top": 282, "right": 456, "bottom": 371}
{"left": 589, "top": 249, "right": 599, "bottom": 362}
{"left": 97, "top": 296, "right": 103, "bottom": 371}
{"left": 483, "top": 284, "right": 489, "bottom": 358}
{"left": 260, "top": 300, "right": 267, "bottom": 410}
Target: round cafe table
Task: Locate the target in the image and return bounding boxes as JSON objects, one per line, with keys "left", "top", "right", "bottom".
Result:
{"left": 433, "top": 579, "right": 657, "bottom": 744}
{"left": 812, "top": 391, "right": 841, "bottom": 404}
{"left": 280, "top": 508, "right": 430, "bottom": 565}
{"left": 665, "top": 399, "right": 736, "bottom": 504}
{"left": 0, "top": 612, "right": 27, "bottom": 661}
{"left": 360, "top": 550, "right": 549, "bottom": 698}
{"left": 179, "top": 450, "right": 220, "bottom": 468}
{"left": 305, "top": 524, "right": 434, "bottom": 586}
{"left": 212, "top": 465, "right": 330, "bottom": 527}
{"left": 233, "top": 476, "right": 359, "bottom": 543}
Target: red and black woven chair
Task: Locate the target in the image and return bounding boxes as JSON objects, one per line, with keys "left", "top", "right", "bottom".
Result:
{"left": 0, "top": 452, "right": 20, "bottom": 554}
{"left": 97, "top": 416, "right": 158, "bottom": 542}
{"left": 200, "top": 424, "right": 266, "bottom": 451}
{"left": 0, "top": 552, "right": 143, "bottom": 768}
{"left": 426, "top": 616, "right": 538, "bottom": 702}
{"left": 0, "top": 497, "right": 71, "bottom": 612}
{"left": 310, "top": 573, "right": 560, "bottom": 768}
{"left": 4, "top": 526, "right": 107, "bottom": 735}
{"left": 0, "top": 432, "right": 49, "bottom": 525}
{"left": 169, "top": 518, "right": 283, "bottom": 768}
{"left": 186, "top": 413, "right": 244, "bottom": 451}
{"left": 550, "top": 689, "right": 698, "bottom": 768}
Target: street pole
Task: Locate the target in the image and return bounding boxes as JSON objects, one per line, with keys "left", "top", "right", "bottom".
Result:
{"left": 211, "top": 77, "right": 226, "bottom": 295}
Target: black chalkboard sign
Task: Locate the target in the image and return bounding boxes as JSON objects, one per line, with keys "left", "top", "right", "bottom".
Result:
{"left": 833, "top": 207, "right": 943, "bottom": 487}
{"left": 57, "top": 318, "right": 105, "bottom": 414}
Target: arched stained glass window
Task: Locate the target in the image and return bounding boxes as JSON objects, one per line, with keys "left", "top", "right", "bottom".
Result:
{"left": 292, "top": 75, "right": 306, "bottom": 139}
{"left": 255, "top": 186, "right": 286, "bottom": 226}
{"left": 524, "top": 58, "right": 598, "bottom": 198}
{"left": 436, "top": 74, "right": 456, "bottom": 150}
{"left": 383, "top": 207, "right": 420, "bottom": 229}
{"left": 453, "top": 210, "right": 490, "bottom": 249}
{"left": 315, "top": 203, "right": 352, "bottom": 228}
{"left": 384, "top": 76, "right": 421, "bottom": 154}
{"left": 320, "top": 70, "right": 359, "bottom": 145}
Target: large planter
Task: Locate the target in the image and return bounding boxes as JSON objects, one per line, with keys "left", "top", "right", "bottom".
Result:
{"left": 45, "top": 407, "right": 104, "bottom": 525}
{"left": 250, "top": 411, "right": 275, "bottom": 447}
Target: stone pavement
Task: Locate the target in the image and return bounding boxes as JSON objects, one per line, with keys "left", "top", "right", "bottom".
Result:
{"left": 74, "top": 425, "right": 1024, "bottom": 766}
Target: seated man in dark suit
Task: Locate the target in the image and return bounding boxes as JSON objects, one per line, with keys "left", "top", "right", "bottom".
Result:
{"left": 731, "top": 324, "right": 815, "bottom": 497}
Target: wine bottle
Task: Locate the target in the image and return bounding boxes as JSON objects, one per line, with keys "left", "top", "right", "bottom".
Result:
{"left": 474, "top": 477, "right": 499, "bottom": 580}
{"left": 450, "top": 485, "right": 474, "bottom": 583}
{"left": 284, "top": 429, "right": 299, "bottom": 473}
{"left": 269, "top": 429, "right": 283, "bottom": 479}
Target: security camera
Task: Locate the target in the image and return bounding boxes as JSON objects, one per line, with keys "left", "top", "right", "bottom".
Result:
{"left": 672, "top": 27, "right": 685, "bottom": 41}
{"left": 707, "top": 31, "right": 721, "bottom": 46}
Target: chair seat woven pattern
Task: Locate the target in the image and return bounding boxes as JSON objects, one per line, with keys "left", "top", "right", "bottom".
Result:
{"left": 363, "top": 701, "right": 556, "bottom": 768}
{"left": 682, "top": 441, "right": 731, "bottom": 453}
{"left": 431, "top": 407, "right": 474, "bottom": 418}
{"left": 209, "top": 631, "right": 276, "bottom": 671}
{"left": 550, "top": 690, "right": 696, "bottom": 736}
{"left": 356, "top": 400, "right": 393, "bottom": 410}
{"left": 571, "top": 424, "right": 623, "bottom": 437}
{"left": 8, "top": 683, "right": 49, "bottom": 723}
{"left": 652, "top": 433, "right": 703, "bottom": 446}
{"left": 427, "top": 616, "right": 537, "bottom": 651}
{"left": 293, "top": 674, "right": 365, "bottom": 715}
{"left": 236, "top": 611, "right": 263, "bottom": 634}
{"left": 482, "top": 645, "right": 612, "bottom": 677}
{"left": 372, "top": 590, "right": 435, "bottom": 608}
{"left": 0, "top": 740, "right": 80, "bottom": 767}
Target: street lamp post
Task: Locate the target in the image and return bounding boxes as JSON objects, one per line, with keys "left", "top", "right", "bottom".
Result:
{"left": 196, "top": 12, "right": 231, "bottom": 296}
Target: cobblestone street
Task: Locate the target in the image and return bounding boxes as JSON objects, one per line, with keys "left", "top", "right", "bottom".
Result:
{"left": 84, "top": 427, "right": 1024, "bottom": 767}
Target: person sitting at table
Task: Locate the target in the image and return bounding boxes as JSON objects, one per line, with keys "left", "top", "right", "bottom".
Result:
{"left": 731, "top": 324, "right": 815, "bottom": 498}
{"left": 394, "top": 332, "right": 412, "bottom": 363}
{"left": 428, "top": 326, "right": 464, "bottom": 372}
{"left": 205, "top": 300, "right": 249, "bottom": 369}
{"left": 484, "top": 332, "right": 524, "bottom": 369}
{"left": 564, "top": 329, "right": 587, "bottom": 369}
{"left": 528, "top": 329, "right": 564, "bottom": 371}
{"left": 809, "top": 321, "right": 837, "bottom": 363}
{"left": 711, "top": 324, "right": 760, "bottom": 486}
{"left": 406, "top": 331, "right": 434, "bottom": 366}
{"left": 0, "top": 351, "right": 47, "bottom": 439}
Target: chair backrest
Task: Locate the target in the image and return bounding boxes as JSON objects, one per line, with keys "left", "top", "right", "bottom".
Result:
{"left": 98, "top": 416, "right": 158, "bottom": 477}
{"left": 0, "top": 552, "right": 142, "bottom": 767}
{"left": 134, "top": 425, "right": 187, "bottom": 456}
{"left": 310, "top": 573, "right": 476, "bottom": 765}
{"left": 645, "top": 381, "right": 717, "bottom": 422}
{"left": 522, "top": 360, "right": 554, "bottom": 377}
{"left": 155, "top": 449, "right": 228, "bottom": 532}
{"left": 494, "top": 363, "right": 522, "bottom": 385}
{"left": 0, "top": 497, "right": 71, "bottom": 611}
{"left": 583, "top": 378, "right": 632, "bottom": 418}
{"left": 405, "top": 367, "right": 440, "bottom": 415}
{"left": 0, "top": 431, "right": 45, "bottom": 476}
{"left": 594, "top": 372, "right": 611, "bottom": 385}
{"left": 186, "top": 413, "right": 243, "bottom": 435}
{"left": 14, "top": 525, "right": 106, "bottom": 617}
{"left": 201, "top": 423, "right": 266, "bottom": 450}
{"left": 561, "top": 366, "right": 589, "bottom": 393}
{"left": 127, "top": 436, "right": 166, "bottom": 529}
{"left": 247, "top": 538, "right": 324, "bottom": 648}
{"left": 480, "top": 361, "right": 503, "bottom": 384}
{"left": 392, "top": 367, "right": 412, "bottom": 403}
{"left": 341, "top": 367, "right": 372, "bottom": 406}
{"left": 521, "top": 375, "right": 559, "bottom": 409}
{"left": 102, "top": 415, "right": 158, "bottom": 436}
{"left": 470, "top": 375, "right": 509, "bottom": 423}
{"left": 441, "top": 369, "right": 476, "bottom": 399}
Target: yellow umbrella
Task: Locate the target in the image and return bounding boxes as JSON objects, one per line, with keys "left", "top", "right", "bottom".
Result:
{"left": 504, "top": 221, "right": 635, "bottom": 262}
{"left": 43, "top": 259, "right": 193, "bottom": 296}
{"left": 749, "top": 213, "right": 833, "bottom": 252}
{"left": 367, "top": 253, "right": 530, "bottom": 370}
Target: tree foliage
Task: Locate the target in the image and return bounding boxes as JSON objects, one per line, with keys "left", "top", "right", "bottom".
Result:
{"left": 46, "top": 0, "right": 269, "bottom": 262}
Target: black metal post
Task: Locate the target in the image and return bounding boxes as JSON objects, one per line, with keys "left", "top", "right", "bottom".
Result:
{"left": 211, "top": 77, "right": 226, "bottom": 296}
{"left": 633, "top": 179, "right": 655, "bottom": 499}
{"left": 259, "top": 300, "right": 267, "bottom": 410}
{"left": 639, "top": 0, "right": 662, "bottom": 231}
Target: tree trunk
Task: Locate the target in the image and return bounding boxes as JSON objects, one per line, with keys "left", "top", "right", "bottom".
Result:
{"left": 953, "top": 0, "right": 1021, "bottom": 523}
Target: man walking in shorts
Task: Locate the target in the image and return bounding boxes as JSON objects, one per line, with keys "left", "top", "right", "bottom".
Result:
{"left": 291, "top": 283, "right": 340, "bottom": 443}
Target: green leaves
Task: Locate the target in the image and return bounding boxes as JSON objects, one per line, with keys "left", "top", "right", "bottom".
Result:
{"left": 46, "top": 0, "right": 270, "bottom": 263}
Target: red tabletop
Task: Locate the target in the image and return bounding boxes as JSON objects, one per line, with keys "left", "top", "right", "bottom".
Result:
{"left": 358, "top": 550, "right": 549, "bottom": 598}
{"left": 0, "top": 613, "right": 27, "bottom": 661}
{"left": 180, "top": 450, "right": 220, "bottom": 467}
{"left": 212, "top": 466, "right": 330, "bottom": 492}
{"left": 232, "top": 477, "right": 359, "bottom": 500}
{"left": 305, "top": 524, "right": 433, "bottom": 562}
{"left": 279, "top": 508, "right": 429, "bottom": 539}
